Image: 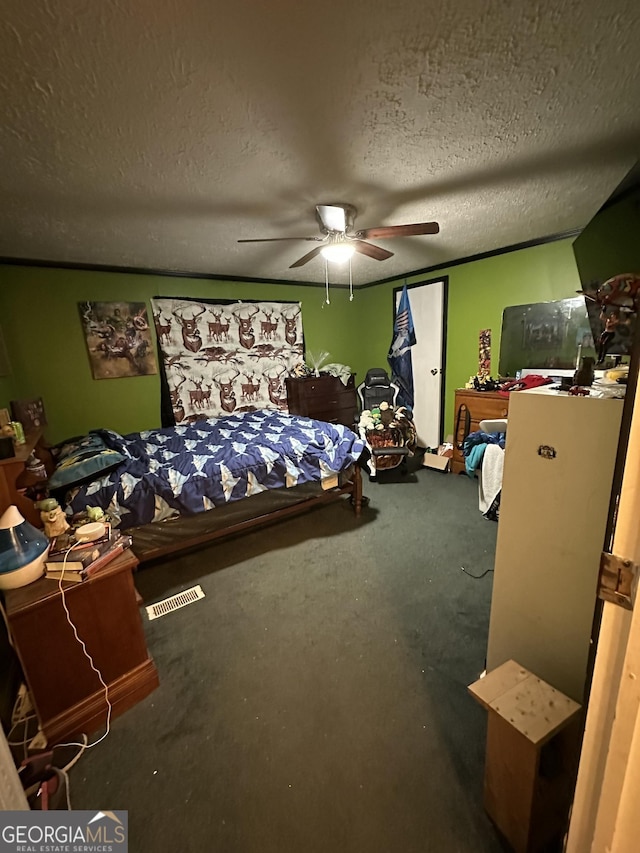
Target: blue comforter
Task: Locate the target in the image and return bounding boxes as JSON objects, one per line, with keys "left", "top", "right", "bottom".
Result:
{"left": 66, "top": 411, "right": 366, "bottom": 530}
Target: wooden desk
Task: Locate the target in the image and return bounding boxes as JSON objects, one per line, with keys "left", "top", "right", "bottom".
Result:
{"left": 3, "top": 549, "right": 159, "bottom": 745}
{"left": 0, "top": 428, "right": 48, "bottom": 526}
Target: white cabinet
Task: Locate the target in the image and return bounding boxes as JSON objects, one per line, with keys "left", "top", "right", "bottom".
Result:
{"left": 486, "top": 388, "right": 623, "bottom": 702}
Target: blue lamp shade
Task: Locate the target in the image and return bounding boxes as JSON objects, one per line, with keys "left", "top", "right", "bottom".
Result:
{"left": 0, "top": 506, "right": 50, "bottom": 590}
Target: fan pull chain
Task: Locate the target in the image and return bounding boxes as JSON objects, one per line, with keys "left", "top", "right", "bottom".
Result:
{"left": 349, "top": 257, "right": 353, "bottom": 301}
{"left": 324, "top": 258, "right": 330, "bottom": 305}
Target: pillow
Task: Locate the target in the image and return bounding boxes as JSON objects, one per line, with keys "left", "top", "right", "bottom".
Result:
{"left": 48, "top": 433, "right": 126, "bottom": 490}
{"left": 92, "top": 427, "right": 133, "bottom": 458}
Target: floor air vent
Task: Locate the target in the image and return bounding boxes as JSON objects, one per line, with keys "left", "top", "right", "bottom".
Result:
{"left": 146, "top": 585, "right": 205, "bottom": 621}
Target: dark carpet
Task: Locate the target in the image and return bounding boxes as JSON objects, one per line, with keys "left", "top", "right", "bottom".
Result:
{"left": 73, "top": 458, "right": 504, "bottom": 852}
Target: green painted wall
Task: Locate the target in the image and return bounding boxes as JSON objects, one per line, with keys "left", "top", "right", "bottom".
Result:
{"left": 0, "top": 298, "right": 14, "bottom": 408}
{"left": 0, "top": 377, "right": 15, "bottom": 408}
{"left": 0, "top": 237, "right": 582, "bottom": 444}
{"left": 0, "top": 266, "right": 363, "bottom": 443}
{"left": 573, "top": 190, "right": 640, "bottom": 285}
{"left": 355, "top": 239, "right": 583, "bottom": 435}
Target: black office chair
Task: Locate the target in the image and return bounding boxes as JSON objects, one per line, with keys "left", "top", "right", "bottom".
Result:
{"left": 356, "top": 368, "right": 400, "bottom": 411}
{"left": 356, "top": 368, "right": 411, "bottom": 481}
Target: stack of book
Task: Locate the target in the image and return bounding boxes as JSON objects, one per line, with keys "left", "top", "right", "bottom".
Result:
{"left": 45, "top": 527, "right": 133, "bottom": 583}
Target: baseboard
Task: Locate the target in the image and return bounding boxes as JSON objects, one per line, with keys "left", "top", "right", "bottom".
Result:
{"left": 42, "top": 659, "right": 159, "bottom": 745}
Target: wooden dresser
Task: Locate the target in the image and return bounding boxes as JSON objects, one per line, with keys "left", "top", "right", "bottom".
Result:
{"left": 285, "top": 374, "right": 358, "bottom": 428}
{"left": 451, "top": 389, "right": 509, "bottom": 474}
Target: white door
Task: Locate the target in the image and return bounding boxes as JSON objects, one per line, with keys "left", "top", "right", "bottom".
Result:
{"left": 394, "top": 279, "right": 445, "bottom": 449}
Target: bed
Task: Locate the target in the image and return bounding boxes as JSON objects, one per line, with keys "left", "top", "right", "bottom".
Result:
{"left": 50, "top": 410, "right": 367, "bottom": 563}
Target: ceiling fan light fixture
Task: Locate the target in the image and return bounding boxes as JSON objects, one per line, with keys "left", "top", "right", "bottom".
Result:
{"left": 239, "top": 202, "right": 439, "bottom": 269}
{"left": 320, "top": 242, "right": 355, "bottom": 263}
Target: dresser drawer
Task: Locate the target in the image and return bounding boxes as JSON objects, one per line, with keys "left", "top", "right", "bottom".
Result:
{"left": 299, "top": 378, "right": 335, "bottom": 395}
{"left": 310, "top": 402, "right": 358, "bottom": 426}
{"left": 289, "top": 375, "right": 354, "bottom": 393}
{"left": 285, "top": 375, "right": 358, "bottom": 428}
{"left": 451, "top": 389, "right": 509, "bottom": 474}
{"left": 455, "top": 392, "right": 508, "bottom": 423}
{"left": 304, "top": 390, "right": 341, "bottom": 405}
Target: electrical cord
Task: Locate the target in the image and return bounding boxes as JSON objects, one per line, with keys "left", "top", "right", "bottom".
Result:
{"left": 50, "top": 543, "right": 111, "bottom": 750}
{"left": 4, "top": 541, "right": 109, "bottom": 755}
{"left": 7, "top": 717, "right": 36, "bottom": 762}
{"left": 461, "top": 566, "right": 494, "bottom": 579}
{"left": 11, "top": 686, "right": 35, "bottom": 725}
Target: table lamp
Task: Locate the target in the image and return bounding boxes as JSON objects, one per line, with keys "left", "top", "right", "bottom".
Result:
{"left": 0, "top": 505, "right": 50, "bottom": 590}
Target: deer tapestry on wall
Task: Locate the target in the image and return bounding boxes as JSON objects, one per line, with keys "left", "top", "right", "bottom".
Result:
{"left": 79, "top": 301, "right": 157, "bottom": 379}
{"left": 151, "top": 297, "right": 305, "bottom": 424}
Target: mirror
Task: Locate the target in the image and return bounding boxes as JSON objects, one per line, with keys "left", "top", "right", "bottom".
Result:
{"left": 498, "top": 297, "right": 595, "bottom": 378}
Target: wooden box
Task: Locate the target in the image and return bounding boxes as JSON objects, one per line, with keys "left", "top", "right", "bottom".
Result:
{"left": 469, "top": 660, "right": 582, "bottom": 853}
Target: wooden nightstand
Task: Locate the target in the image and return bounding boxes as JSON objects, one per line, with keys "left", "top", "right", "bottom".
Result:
{"left": 0, "top": 427, "right": 50, "bottom": 526}
{"left": 3, "top": 550, "right": 158, "bottom": 744}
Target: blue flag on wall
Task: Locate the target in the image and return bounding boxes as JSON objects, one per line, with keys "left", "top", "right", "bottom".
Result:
{"left": 387, "top": 285, "right": 416, "bottom": 409}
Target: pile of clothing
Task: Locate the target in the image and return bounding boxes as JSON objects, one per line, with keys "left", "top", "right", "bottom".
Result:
{"left": 463, "top": 430, "right": 506, "bottom": 478}
{"left": 463, "top": 429, "right": 506, "bottom": 522}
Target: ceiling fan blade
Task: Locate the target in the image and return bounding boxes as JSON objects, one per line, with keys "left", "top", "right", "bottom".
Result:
{"left": 354, "top": 222, "right": 440, "bottom": 239}
{"left": 289, "top": 246, "right": 325, "bottom": 268}
{"left": 352, "top": 240, "right": 394, "bottom": 261}
{"left": 237, "top": 236, "right": 322, "bottom": 243}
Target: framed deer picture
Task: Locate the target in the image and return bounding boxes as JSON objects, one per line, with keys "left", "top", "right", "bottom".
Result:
{"left": 151, "top": 296, "right": 305, "bottom": 425}
{"left": 79, "top": 301, "right": 157, "bottom": 379}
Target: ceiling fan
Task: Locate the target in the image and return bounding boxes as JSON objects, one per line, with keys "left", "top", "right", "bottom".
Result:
{"left": 237, "top": 203, "right": 440, "bottom": 268}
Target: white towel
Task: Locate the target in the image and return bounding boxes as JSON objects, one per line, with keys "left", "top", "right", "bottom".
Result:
{"left": 478, "top": 444, "right": 504, "bottom": 515}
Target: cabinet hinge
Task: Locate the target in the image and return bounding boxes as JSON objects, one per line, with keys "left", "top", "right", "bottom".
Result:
{"left": 598, "top": 551, "right": 638, "bottom": 610}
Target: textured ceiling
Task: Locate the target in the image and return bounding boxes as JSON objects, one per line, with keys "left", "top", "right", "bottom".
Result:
{"left": 1, "top": 0, "right": 639, "bottom": 285}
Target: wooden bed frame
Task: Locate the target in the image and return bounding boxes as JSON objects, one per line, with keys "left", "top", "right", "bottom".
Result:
{"left": 126, "top": 463, "right": 364, "bottom": 564}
